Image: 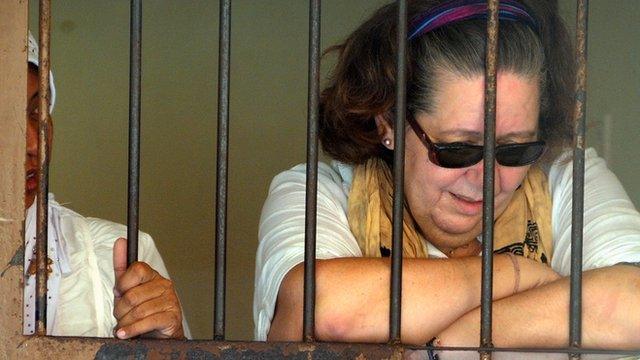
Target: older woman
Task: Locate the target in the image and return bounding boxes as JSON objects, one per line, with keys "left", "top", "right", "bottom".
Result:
{"left": 254, "top": 0, "right": 640, "bottom": 348}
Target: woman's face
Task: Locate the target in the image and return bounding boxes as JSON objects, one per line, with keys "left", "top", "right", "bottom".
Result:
{"left": 378, "top": 71, "right": 540, "bottom": 254}
{"left": 25, "top": 67, "right": 53, "bottom": 209}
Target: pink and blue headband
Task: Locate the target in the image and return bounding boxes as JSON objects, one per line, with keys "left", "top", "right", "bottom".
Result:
{"left": 408, "top": 0, "right": 538, "bottom": 40}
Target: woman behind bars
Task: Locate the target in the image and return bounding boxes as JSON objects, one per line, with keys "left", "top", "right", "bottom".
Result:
{"left": 24, "top": 32, "right": 188, "bottom": 339}
{"left": 254, "top": 0, "right": 640, "bottom": 348}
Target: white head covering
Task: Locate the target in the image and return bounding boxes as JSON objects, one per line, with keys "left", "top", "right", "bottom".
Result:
{"left": 27, "top": 31, "right": 56, "bottom": 113}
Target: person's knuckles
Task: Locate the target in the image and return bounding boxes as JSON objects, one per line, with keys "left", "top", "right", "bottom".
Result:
{"left": 121, "top": 289, "right": 143, "bottom": 309}
{"left": 129, "top": 315, "right": 163, "bottom": 337}
{"left": 130, "top": 304, "right": 152, "bottom": 321}
{"left": 113, "top": 303, "right": 127, "bottom": 319}
{"left": 129, "top": 261, "right": 155, "bottom": 280}
{"left": 157, "top": 277, "right": 173, "bottom": 290}
{"left": 113, "top": 294, "right": 136, "bottom": 318}
{"left": 118, "top": 263, "right": 158, "bottom": 292}
{"left": 115, "top": 312, "right": 136, "bottom": 329}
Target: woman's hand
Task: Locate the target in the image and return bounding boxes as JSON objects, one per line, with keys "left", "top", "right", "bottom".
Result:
{"left": 437, "top": 264, "right": 640, "bottom": 349}
{"left": 112, "top": 238, "right": 185, "bottom": 339}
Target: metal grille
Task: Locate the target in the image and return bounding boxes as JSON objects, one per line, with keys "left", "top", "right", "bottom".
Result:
{"left": 1, "top": 0, "right": 638, "bottom": 358}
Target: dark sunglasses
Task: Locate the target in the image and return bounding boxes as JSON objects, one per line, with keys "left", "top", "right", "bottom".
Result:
{"left": 406, "top": 115, "right": 546, "bottom": 169}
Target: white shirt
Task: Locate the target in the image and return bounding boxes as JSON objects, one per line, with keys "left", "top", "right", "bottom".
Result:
{"left": 253, "top": 148, "right": 640, "bottom": 340}
{"left": 23, "top": 195, "right": 191, "bottom": 338}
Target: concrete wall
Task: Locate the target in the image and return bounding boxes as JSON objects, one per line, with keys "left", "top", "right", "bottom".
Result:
{"left": 30, "top": 0, "right": 638, "bottom": 340}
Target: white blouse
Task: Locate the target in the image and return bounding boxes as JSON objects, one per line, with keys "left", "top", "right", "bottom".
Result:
{"left": 253, "top": 148, "right": 640, "bottom": 340}
{"left": 23, "top": 195, "right": 190, "bottom": 338}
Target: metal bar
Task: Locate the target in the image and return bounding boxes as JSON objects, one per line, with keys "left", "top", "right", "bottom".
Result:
{"left": 35, "top": 0, "right": 52, "bottom": 336}
{"left": 94, "top": 339, "right": 405, "bottom": 359}
{"left": 127, "top": 0, "right": 142, "bottom": 265}
{"left": 389, "top": 0, "right": 407, "bottom": 344}
{"left": 214, "top": 0, "right": 232, "bottom": 341}
{"left": 569, "top": 0, "right": 589, "bottom": 358}
{"left": 480, "top": 0, "right": 499, "bottom": 358}
{"left": 414, "top": 344, "right": 640, "bottom": 356}
{"left": 5, "top": 336, "right": 640, "bottom": 359}
{"left": 303, "top": 0, "right": 321, "bottom": 343}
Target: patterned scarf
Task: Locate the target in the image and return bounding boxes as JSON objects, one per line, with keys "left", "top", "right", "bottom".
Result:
{"left": 347, "top": 158, "right": 552, "bottom": 263}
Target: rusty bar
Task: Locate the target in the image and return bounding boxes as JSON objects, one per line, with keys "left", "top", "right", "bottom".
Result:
{"left": 389, "top": 0, "right": 407, "bottom": 344}
{"left": 479, "top": 0, "right": 499, "bottom": 357}
{"left": 35, "top": 0, "right": 52, "bottom": 336}
{"left": 4, "top": 336, "right": 640, "bottom": 359}
{"left": 214, "top": 0, "right": 231, "bottom": 341}
{"left": 127, "top": 0, "right": 142, "bottom": 265}
{"left": 413, "top": 344, "right": 640, "bottom": 356}
{"left": 569, "top": 0, "right": 588, "bottom": 358}
{"left": 303, "top": 0, "right": 321, "bottom": 342}
{"left": 94, "top": 339, "right": 405, "bottom": 359}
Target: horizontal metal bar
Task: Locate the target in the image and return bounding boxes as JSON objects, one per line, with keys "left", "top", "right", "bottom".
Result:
{"left": 412, "top": 345, "right": 640, "bottom": 356}
{"left": 9, "top": 336, "right": 640, "bottom": 359}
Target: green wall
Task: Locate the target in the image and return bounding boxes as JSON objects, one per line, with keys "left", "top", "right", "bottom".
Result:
{"left": 30, "top": 0, "right": 639, "bottom": 340}
{"left": 30, "top": 0, "right": 388, "bottom": 340}
{"left": 558, "top": 0, "right": 640, "bottom": 207}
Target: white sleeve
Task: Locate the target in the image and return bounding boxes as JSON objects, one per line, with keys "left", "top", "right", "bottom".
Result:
{"left": 253, "top": 162, "right": 362, "bottom": 341}
{"left": 549, "top": 148, "right": 640, "bottom": 276}
{"left": 86, "top": 219, "right": 192, "bottom": 339}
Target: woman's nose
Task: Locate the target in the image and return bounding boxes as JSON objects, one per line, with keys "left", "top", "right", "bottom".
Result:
{"left": 465, "top": 160, "right": 501, "bottom": 193}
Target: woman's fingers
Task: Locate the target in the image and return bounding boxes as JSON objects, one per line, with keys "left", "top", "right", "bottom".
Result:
{"left": 112, "top": 252, "right": 184, "bottom": 339}
{"left": 115, "top": 299, "right": 183, "bottom": 339}
{"left": 113, "top": 276, "right": 172, "bottom": 320}
{"left": 114, "top": 261, "right": 160, "bottom": 297}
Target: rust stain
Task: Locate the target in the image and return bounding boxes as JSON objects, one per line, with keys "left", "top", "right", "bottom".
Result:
{"left": 93, "top": 340, "right": 403, "bottom": 359}
{"left": 95, "top": 342, "right": 149, "bottom": 360}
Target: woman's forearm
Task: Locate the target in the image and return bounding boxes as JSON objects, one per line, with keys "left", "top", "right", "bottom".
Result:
{"left": 268, "top": 255, "right": 557, "bottom": 344}
{"left": 438, "top": 264, "right": 640, "bottom": 349}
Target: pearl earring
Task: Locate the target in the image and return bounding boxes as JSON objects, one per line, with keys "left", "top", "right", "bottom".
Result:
{"left": 383, "top": 138, "right": 392, "bottom": 147}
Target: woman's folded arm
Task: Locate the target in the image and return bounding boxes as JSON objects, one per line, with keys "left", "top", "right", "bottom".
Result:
{"left": 268, "top": 254, "right": 560, "bottom": 344}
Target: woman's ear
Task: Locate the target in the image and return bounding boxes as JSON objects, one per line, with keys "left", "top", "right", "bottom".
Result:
{"left": 374, "top": 115, "right": 394, "bottom": 150}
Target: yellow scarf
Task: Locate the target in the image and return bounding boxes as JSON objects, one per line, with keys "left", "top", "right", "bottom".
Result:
{"left": 347, "top": 158, "right": 553, "bottom": 264}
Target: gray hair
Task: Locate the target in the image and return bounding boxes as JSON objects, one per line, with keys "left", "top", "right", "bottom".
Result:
{"left": 408, "top": 20, "right": 547, "bottom": 118}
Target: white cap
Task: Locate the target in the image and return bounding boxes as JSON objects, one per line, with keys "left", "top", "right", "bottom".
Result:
{"left": 27, "top": 31, "right": 56, "bottom": 113}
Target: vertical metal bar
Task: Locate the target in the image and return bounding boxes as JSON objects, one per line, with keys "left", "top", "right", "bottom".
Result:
{"left": 480, "top": 0, "right": 499, "bottom": 358}
{"left": 35, "top": 0, "right": 52, "bottom": 336}
{"left": 214, "top": 0, "right": 231, "bottom": 341}
{"left": 127, "top": 0, "right": 142, "bottom": 265}
{"left": 389, "top": 0, "right": 407, "bottom": 344}
{"left": 569, "top": 0, "right": 589, "bottom": 358}
{"left": 303, "top": 0, "right": 321, "bottom": 342}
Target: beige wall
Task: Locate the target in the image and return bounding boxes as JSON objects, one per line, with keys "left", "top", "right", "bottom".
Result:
{"left": 29, "top": 0, "right": 639, "bottom": 340}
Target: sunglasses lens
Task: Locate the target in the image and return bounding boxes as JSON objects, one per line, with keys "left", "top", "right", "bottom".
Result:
{"left": 497, "top": 142, "right": 545, "bottom": 166}
{"left": 436, "top": 146, "right": 483, "bottom": 168}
